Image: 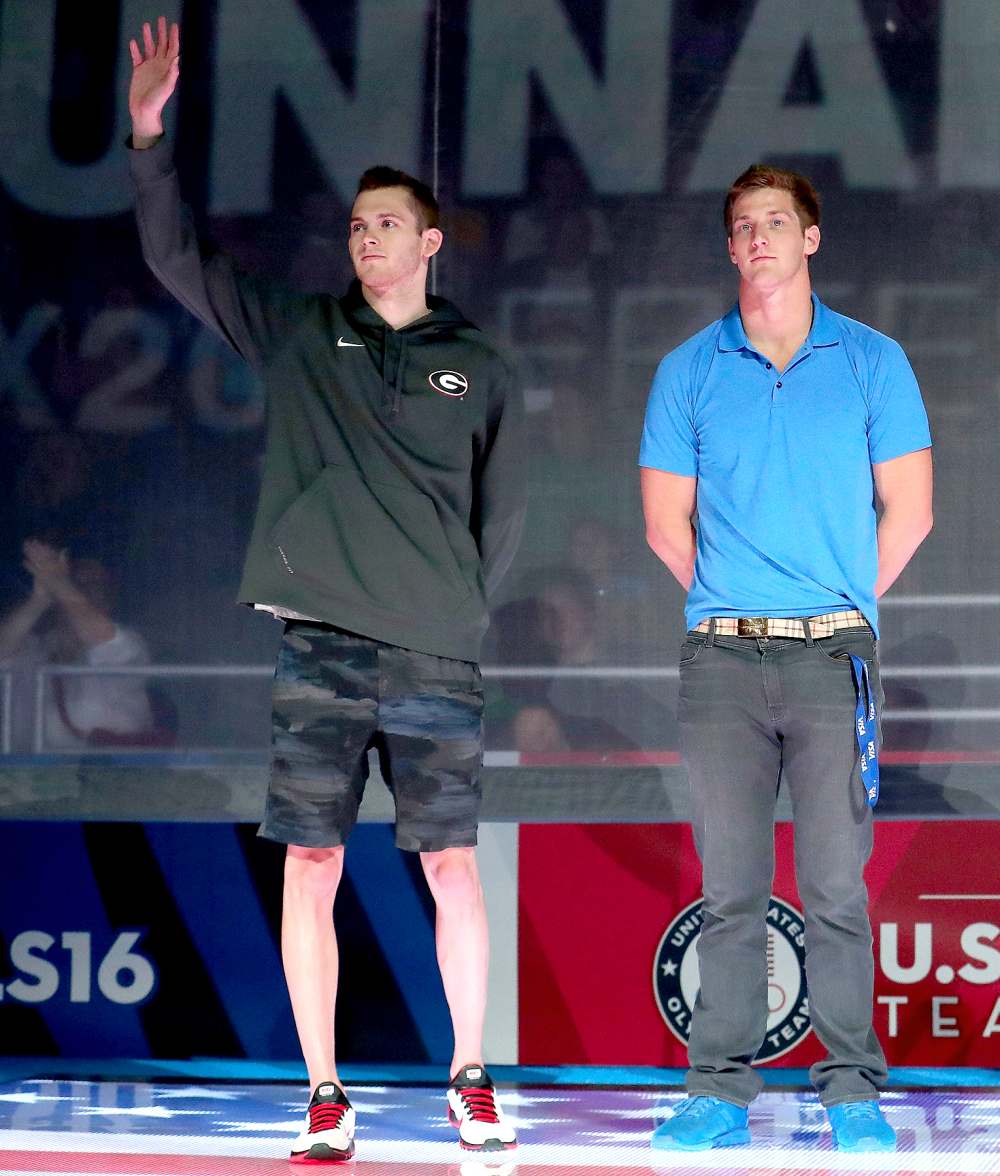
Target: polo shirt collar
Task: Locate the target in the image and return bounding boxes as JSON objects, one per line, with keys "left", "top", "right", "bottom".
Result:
{"left": 717, "top": 304, "right": 747, "bottom": 352}
{"left": 718, "top": 292, "right": 841, "bottom": 354}
{"left": 808, "top": 294, "right": 840, "bottom": 348}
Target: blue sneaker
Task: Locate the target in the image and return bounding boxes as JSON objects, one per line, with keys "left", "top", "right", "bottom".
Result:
{"left": 827, "top": 1100, "right": 896, "bottom": 1152}
{"left": 651, "top": 1096, "right": 750, "bottom": 1151}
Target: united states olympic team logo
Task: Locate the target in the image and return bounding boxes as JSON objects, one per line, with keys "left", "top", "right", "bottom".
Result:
{"left": 428, "top": 369, "right": 469, "bottom": 397}
{"left": 653, "top": 896, "right": 811, "bottom": 1062}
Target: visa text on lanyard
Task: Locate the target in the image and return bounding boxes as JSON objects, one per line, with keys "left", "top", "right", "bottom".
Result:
{"left": 849, "top": 654, "right": 879, "bottom": 807}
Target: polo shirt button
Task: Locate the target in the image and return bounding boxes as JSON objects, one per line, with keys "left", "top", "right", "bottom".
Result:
{"left": 776, "top": 381, "right": 783, "bottom": 388}
{"left": 765, "top": 363, "right": 772, "bottom": 369}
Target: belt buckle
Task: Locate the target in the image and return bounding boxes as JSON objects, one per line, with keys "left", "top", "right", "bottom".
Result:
{"left": 737, "top": 616, "right": 769, "bottom": 637}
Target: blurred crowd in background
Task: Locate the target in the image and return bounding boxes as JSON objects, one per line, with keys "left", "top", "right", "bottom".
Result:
{"left": 1, "top": 125, "right": 997, "bottom": 755}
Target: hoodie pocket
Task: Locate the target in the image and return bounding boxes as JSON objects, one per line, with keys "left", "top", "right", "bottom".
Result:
{"left": 270, "top": 465, "right": 473, "bottom": 619}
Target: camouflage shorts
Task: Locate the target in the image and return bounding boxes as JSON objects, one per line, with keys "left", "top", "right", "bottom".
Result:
{"left": 260, "top": 622, "right": 484, "bottom": 852}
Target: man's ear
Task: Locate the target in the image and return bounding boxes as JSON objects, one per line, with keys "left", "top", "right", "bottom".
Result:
{"left": 422, "top": 228, "right": 443, "bottom": 259}
{"left": 804, "top": 224, "right": 821, "bottom": 257}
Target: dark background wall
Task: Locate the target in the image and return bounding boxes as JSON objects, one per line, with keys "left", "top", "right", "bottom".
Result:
{"left": 0, "top": 0, "right": 998, "bottom": 809}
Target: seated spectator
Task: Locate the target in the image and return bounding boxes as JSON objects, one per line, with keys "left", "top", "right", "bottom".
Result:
{"left": 566, "top": 516, "right": 665, "bottom": 662}
{"left": 12, "top": 429, "right": 133, "bottom": 591}
{"left": 491, "top": 569, "right": 647, "bottom": 755}
{"left": 0, "top": 540, "right": 164, "bottom": 750}
{"left": 490, "top": 565, "right": 678, "bottom": 757}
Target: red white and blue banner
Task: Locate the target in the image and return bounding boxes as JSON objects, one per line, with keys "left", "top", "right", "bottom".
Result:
{"left": 518, "top": 821, "right": 1000, "bottom": 1067}
{"left": 1, "top": 819, "right": 996, "bottom": 1067}
{"left": 0, "top": 822, "right": 517, "bottom": 1065}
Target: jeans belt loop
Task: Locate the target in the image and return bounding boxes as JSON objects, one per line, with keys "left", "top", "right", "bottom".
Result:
{"left": 707, "top": 617, "right": 717, "bottom": 647}
{"left": 801, "top": 617, "right": 814, "bottom": 646}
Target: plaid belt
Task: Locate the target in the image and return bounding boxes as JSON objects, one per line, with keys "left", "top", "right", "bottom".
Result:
{"left": 692, "top": 609, "right": 869, "bottom": 639}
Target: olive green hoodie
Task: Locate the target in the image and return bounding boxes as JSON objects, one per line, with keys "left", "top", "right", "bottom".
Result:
{"left": 129, "top": 138, "right": 525, "bottom": 661}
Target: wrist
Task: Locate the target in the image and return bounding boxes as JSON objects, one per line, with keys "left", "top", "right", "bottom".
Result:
{"left": 48, "top": 578, "right": 82, "bottom": 606}
{"left": 27, "top": 592, "right": 52, "bottom": 615}
{"left": 130, "top": 121, "right": 163, "bottom": 149}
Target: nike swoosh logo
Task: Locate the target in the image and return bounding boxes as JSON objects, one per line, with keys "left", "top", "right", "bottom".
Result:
{"left": 337, "top": 336, "right": 364, "bottom": 348}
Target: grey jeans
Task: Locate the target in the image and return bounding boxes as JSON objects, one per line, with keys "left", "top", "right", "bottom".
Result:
{"left": 677, "top": 621, "right": 888, "bottom": 1107}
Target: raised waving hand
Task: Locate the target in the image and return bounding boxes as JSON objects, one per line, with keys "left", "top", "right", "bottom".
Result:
{"left": 128, "top": 15, "right": 180, "bottom": 147}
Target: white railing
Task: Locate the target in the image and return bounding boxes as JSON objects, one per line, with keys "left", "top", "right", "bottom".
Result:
{"left": 16, "top": 664, "right": 1000, "bottom": 753}
{"left": 12, "top": 598, "right": 1000, "bottom": 752}
{"left": 1, "top": 670, "right": 11, "bottom": 756}
{"left": 31, "top": 663, "right": 273, "bottom": 755}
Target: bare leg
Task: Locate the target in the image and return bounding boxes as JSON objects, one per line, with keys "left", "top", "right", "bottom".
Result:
{"left": 282, "top": 844, "right": 345, "bottom": 1090}
{"left": 511, "top": 705, "right": 569, "bottom": 754}
{"left": 420, "top": 847, "right": 489, "bottom": 1078}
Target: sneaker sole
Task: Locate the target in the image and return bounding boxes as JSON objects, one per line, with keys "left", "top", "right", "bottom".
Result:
{"left": 448, "top": 1108, "right": 517, "bottom": 1151}
{"left": 651, "top": 1126, "right": 751, "bottom": 1152}
{"left": 459, "top": 1137, "right": 518, "bottom": 1152}
{"left": 289, "top": 1140, "right": 356, "bottom": 1163}
{"left": 834, "top": 1136, "right": 896, "bottom": 1153}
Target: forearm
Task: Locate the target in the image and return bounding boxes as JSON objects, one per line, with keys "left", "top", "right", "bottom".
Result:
{"left": 50, "top": 585, "right": 116, "bottom": 649}
{"left": 128, "top": 138, "right": 220, "bottom": 330}
{"left": 874, "top": 504, "right": 933, "bottom": 598}
{"left": 480, "top": 506, "right": 527, "bottom": 598}
{"left": 477, "top": 378, "right": 527, "bottom": 597}
{"left": 128, "top": 139, "right": 287, "bottom": 366}
{"left": 0, "top": 597, "right": 49, "bottom": 660}
{"left": 646, "top": 520, "right": 696, "bottom": 591}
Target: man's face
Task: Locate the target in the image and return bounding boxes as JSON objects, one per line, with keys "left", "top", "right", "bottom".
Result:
{"left": 348, "top": 186, "right": 441, "bottom": 291}
{"left": 727, "top": 186, "right": 819, "bottom": 289}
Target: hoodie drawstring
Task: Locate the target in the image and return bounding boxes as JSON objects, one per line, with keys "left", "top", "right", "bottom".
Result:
{"left": 380, "top": 330, "right": 408, "bottom": 417}
{"left": 392, "top": 335, "right": 407, "bottom": 417}
{"left": 380, "top": 327, "right": 389, "bottom": 412}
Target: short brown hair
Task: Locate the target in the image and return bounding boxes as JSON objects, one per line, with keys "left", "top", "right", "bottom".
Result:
{"left": 723, "top": 164, "right": 820, "bottom": 234}
{"left": 356, "top": 166, "right": 439, "bottom": 232}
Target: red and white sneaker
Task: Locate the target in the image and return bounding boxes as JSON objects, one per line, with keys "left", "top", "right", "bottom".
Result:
{"left": 446, "top": 1064, "right": 517, "bottom": 1151}
{"left": 289, "top": 1082, "right": 356, "bottom": 1164}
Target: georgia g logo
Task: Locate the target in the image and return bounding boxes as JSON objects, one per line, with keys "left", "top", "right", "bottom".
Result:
{"left": 428, "top": 370, "right": 469, "bottom": 397}
{"left": 653, "top": 895, "right": 811, "bottom": 1062}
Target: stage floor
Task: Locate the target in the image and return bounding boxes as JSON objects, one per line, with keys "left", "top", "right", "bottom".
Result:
{"left": 0, "top": 1079, "right": 998, "bottom": 1176}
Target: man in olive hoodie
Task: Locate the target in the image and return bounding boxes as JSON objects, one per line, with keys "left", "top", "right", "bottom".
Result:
{"left": 129, "top": 18, "right": 524, "bottom": 1162}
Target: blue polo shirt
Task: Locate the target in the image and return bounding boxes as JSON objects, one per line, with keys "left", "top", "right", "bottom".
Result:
{"left": 639, "top": 294, "right": 931, "bottom": 637}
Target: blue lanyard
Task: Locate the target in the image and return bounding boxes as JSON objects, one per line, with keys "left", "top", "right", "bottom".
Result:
{"left": 849, "top": 654, "right": 879, "bottom": 807}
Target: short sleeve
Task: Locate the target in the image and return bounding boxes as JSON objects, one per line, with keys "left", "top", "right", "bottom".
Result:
{"left": 85, "top": 627, "right": 149, "bottom": 667}
{"left": 866, "top": 338, "right": 932, "bottom": 464}
{"left": 638, "top": 353, "right": 699, "bottom": 477}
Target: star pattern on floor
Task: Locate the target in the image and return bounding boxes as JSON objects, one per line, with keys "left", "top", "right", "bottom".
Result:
{"left": 0, "top": 1079, "right": 995, "bottom": 1174}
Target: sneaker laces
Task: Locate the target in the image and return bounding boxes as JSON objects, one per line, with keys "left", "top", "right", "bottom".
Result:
{"left": 672, "top": 1097, "right": 719, "bottom": 1119}
{"left": 308, "top": 1100, "right": 348, "bottom": 1133}
{"left": 840, "top": 1101, "right": 881, "bottom": 1121}
{"left": 457, "top": 1086, "right": 501, "bottom": 1124}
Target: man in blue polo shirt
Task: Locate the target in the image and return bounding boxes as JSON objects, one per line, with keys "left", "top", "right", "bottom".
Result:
{"left": 640, "top": 165, "right": 932, "bottom": 1154}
